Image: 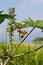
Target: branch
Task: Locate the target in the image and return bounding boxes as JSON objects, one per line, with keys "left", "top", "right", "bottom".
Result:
{"left": 12, "top": 45, "right": 43, "bottom": 58}
{"left": 11, "top": 27, "right": 35, "bottom": 56}
{"left": 4, "top": 27, "right": 35, "bottom": 65}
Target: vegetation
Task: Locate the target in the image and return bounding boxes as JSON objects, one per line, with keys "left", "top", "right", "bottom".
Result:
{"left": 0, "top": 10, "right": 13, "bottom": 24}
{"left": 33, "top": 37, "right": 43, "bottom": 44}
{"left": 0, "top": 43, "right": 43, "bottom": 65}
{"left": 0, "top": 7, "right": 43, "bottom": 65}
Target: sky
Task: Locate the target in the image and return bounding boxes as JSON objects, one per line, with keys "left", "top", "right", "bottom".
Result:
{"left": 0, "top": 0, "right": 43, "bottom": 43}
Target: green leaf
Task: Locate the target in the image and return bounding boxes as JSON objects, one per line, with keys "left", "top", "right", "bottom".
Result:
{"left": 23, "top": 18, "right": 43, "bottom": 29}
{"left": 36, "top": 20, "right": 43, "bottom": 29}
{"left": 0, "top": 14, "right": 13, "bottom": 24}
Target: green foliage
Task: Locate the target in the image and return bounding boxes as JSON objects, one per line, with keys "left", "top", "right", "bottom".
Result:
{"left": 33, "top": 37, "right": 43, "bottom": 44}
{"left": 0, "top": 10, "right": 13, "bottom": 24}
{"left": 23, "top": 17, "right": 43, "bottom": 31}
{"left": 7, "top": 7, "right": 29, "bottom": 44}
{"left": 0, "top": 7, "right": 43, "bottom": 65}
{"left": 0, "top": 44, "right": 43, "bottom": 65}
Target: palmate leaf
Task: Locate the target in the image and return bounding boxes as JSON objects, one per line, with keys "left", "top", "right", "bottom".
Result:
{"left": 23, "top": 18, "right": 36, "bottom": 27}
{"left": 0, "top": 14, "right": 13, "bottom": 24}
{"left": 23, "top": 17, "right": 43, "bottom": 30}
{"left": 7, "top": 17, "right": 43, "bottom": 32}
{"left": 36, "top": 20, "right": 43, "bottom": 29}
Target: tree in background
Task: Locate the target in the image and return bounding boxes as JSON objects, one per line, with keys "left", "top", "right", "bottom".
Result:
{"left": 33, "top": 37, "right": 43, "bottom": 44}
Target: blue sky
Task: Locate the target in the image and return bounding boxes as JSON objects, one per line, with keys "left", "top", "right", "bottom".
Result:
{"left": 0, "top": 0, "right": 43, "bottom": 20}
{"left": 0, "top": 0, "right": 43, "bottom": 43}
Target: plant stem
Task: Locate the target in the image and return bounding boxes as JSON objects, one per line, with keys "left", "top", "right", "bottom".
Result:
{"left": 12, "top": 45, "right": 43, "bottom": 58}
{"left": 11, "top": 27, "right": 35, "bottom": 56}
{"left": 4, "top": 27, "right": 35, "bottom": 65}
